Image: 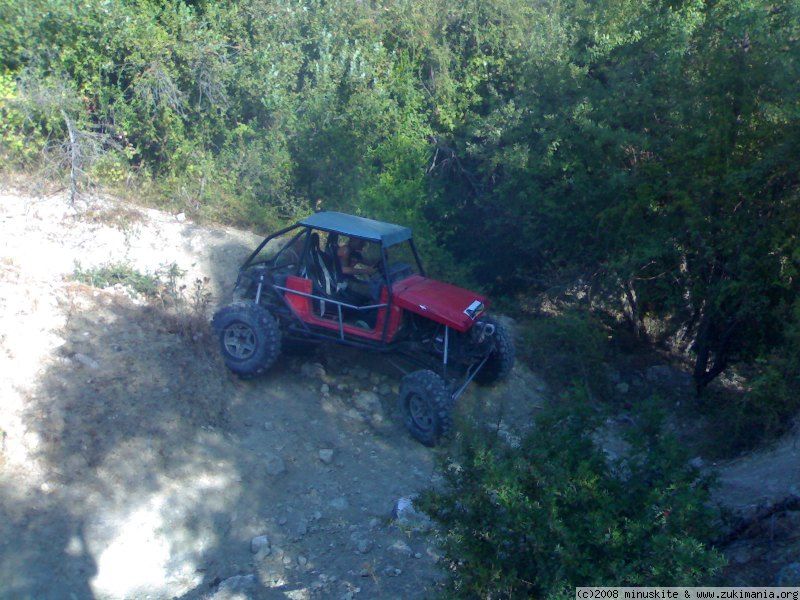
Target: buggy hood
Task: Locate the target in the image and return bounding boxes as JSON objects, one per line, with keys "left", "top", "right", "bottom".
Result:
{"left": 392, "top": 275, "right": 488, "bottom": 332}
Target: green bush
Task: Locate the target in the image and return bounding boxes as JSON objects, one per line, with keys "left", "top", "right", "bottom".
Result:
{"left": 722, "top": 372, "right": 799, "bottom": 455}
{"left": 72, "top": 262, "right": 161, "bottom": 297}
{"left": 521, "top": 310, "right": 611, "bottom": 398}
{"left": 697, "top": 346, "right": 800, "bottom": 458}
{"left": 419, "top": 393, "right": 726, "bottom": 598}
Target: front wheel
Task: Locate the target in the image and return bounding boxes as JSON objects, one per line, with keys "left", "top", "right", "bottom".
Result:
{"left": 474, "top": 316, "right": 515, "bottom": 385}
{"left": 398, "top": 370, "right": 452, "bottom": 447}
{"left": 212, "top": 302, "right": 282, "bottom": 377}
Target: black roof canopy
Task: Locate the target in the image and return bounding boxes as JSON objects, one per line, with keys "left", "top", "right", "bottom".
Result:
{"left": 299, "top": 211, "right": 412, "bottom": 247}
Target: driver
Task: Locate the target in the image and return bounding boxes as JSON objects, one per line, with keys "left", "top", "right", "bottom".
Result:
{"left": 338, "top": 237, "right": 377, "bottom": 278}
{"left": 337, "top": 237, "right": 379, "bottom": 301}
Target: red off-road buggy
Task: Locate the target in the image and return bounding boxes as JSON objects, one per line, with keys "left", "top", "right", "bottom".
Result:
{"left": 212, "top": 212, "right": 514, "bottom": 446}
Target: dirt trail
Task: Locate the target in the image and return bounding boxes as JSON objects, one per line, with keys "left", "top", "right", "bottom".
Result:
{"left": 0, "top": 190, "right": 544, "bottom": 599}
{"left": 715, "top": 434, "right": 800, "bottom": 510}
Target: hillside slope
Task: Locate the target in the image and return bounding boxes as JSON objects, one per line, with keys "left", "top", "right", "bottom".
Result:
{"left": 0, "top": 189, "right": 544, "bottom": 599}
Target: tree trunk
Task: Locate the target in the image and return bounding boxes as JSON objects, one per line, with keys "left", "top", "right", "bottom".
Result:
{"left": 622, "top": 280, "right": 643, "bottom": 339}
{"left": 60, "top": 108, "right": 78, "bottom": 204}
{"left": 692, "top": 310, "right": 738, "bottom": 395}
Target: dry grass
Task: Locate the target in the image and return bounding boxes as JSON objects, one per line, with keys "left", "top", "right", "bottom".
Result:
{"left": 74, "top": 203, "right": 145, "bottom": 232}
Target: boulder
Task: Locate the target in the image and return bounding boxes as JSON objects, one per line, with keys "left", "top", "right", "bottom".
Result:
{"left": 392, "top": 496, "right": 432, "bottom": 532}
{"left": 250, "top": 535, "right": 270, "bottom": 554}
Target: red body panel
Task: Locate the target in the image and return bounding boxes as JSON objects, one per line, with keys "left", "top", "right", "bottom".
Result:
{"left": 391, "top": 275, "right": 487, "bottom": 332}
{"left": 284, "top": 276, "right": 404, "bottom": 342}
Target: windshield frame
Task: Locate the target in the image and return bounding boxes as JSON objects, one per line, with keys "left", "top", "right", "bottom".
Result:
{"left": 242, "top": 224, "right": 305, "bottom": 270}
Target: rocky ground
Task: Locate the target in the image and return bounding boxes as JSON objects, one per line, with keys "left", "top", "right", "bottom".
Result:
{"left": 0, "top": 190, "right": 545, "bottom": 599}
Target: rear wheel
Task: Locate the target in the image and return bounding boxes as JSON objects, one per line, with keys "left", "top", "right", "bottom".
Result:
{"left": 398, "top": 370, "right": 452, "bottom": 446}
{"left": 475, "top": 316, "right": 515, "bottom": 385}
{"left": 212, "top": 302, "right": 282, "bottom": 377}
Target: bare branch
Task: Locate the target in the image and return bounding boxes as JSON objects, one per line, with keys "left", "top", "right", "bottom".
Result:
{"left": 16, "top": 73, "right": 122, "bottom": 203}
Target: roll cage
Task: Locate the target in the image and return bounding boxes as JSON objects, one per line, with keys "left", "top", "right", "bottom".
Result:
{"left": 239, "top": 214, "right": 425, "bottom": 346}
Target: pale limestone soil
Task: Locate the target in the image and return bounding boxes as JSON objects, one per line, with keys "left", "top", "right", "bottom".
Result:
{"left": 0, "top": 189, "right": 544, "bottom": 599}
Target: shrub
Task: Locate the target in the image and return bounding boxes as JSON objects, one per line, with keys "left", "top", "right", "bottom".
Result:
{"left": 72, "top": 262, "right": 160, "bottom": 297}
{"left": 521, "top": 310, "right": 611, "bottom": 398}
{"left": 697, "top": 359, "right": 800, "bottom": 459}
{"left": 419, "top": 392, "right": 726, "bottom": 598}
{"left": 72, "top": 261, "right": 213, "bottom": 345}
{"left": 691, "top": 299, "right": 800, "bottom": 457}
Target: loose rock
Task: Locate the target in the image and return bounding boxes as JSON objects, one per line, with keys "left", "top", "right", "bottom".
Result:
{"left": 388, "top": 539, "right": 412, "bottom": 557}
{"left": 426, "top": 547, "right": 442, "bottom": 563}
{"left": 301, "top": 362, "right": 327, "bottom": 380}
{"left": 74, "top": 353, "right": 100, "bottom": 370}
{"left": 216, "top": 574, "right": 256, "bottom": 594}
{"left": 250, "top": 534, "right": 270, "bottom": 554}
{"left": 344, "top": 408, "right": 364, "bottom": 421}
{"left": 392, "top": 496, "right": 432, "bottom": 532}
{"left": 350, "top": 532, "right": 373, "bottom": 554}
{"left": 264, "top": 452, "right": 286, "bottom": 476}
{"left": 319, "top": 448, "right": 334, "bottom": 464}
{"left": 354, "top": 391, "right": 381, "bottom": 414}
{"left": 329, "top": 496, "right": 349, "bottom": 510}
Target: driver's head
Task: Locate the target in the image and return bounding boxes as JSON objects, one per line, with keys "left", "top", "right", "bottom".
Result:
{"left": 348, "top": 238, "right": 366, "bottom": 251}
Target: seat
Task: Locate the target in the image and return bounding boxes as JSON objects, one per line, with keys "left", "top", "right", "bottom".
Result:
{"left": 307, "top": 233, "right": 336, "bottom": 316}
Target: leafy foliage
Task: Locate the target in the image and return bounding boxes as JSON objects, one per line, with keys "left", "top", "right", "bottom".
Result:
{"left": 72, "top": 262, "right": 162, "bottom": 297}
{"left": 522, "top": 310, "right": 611, "bottom": 398}
{"left": 419, "top": 395, "right": 726, "bottom": 598}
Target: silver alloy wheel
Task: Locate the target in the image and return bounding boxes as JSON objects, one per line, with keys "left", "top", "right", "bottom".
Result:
{"left": 223, "top": 322, "right": 257, "bottom": 360}
{"left": 408, "top": 393, "right": 434, "bottom": 431}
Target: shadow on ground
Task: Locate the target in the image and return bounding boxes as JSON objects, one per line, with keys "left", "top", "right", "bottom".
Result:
{"left": 1, "top": 269, "right": 441, "bottom": 598}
